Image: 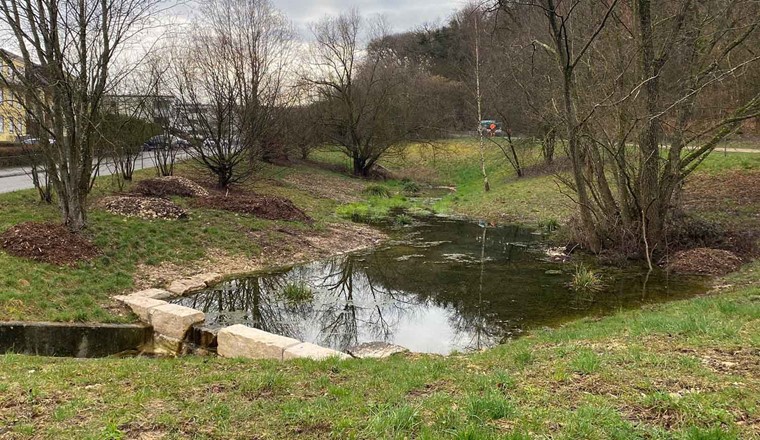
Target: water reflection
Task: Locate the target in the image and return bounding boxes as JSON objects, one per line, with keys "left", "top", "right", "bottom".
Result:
{"left": 173, "top": 218, "right": 706, "bottom": 354}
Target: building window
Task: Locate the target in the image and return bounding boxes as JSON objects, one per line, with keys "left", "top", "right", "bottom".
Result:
{"left": 0, "top": 116, "right": 4, "bottom": 133}
{"left": 0, "top": 88, "right": 3, "bottom": 103}
{"left": 8, "top": 118, "right": 14, "bottom": 134}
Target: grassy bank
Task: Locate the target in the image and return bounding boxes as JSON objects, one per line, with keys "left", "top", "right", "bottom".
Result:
{"left": 1, "top": 139, "right": 758, "bottom": 322}
{"left": 0, "top": 140, "right": 758, "bottom": 438}
{"left": 0, "top": 161, "right": 371, "bottom": 322}
{"left": 1, "top": 263, "right": 757, "bottom": 439}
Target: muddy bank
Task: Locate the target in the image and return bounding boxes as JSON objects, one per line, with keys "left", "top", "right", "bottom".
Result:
{"left": 133, "top": 222, "right": 386, "bottom": 290}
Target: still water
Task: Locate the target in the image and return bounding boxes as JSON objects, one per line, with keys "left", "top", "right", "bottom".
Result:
{"left": 172, "top": 218, "right": 706, "bottom": 354}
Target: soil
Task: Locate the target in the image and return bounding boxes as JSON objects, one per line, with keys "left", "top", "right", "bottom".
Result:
{"left": 0, "top": 222, "right": 99, "bottom": 265}
{"left": 665, "top": 248, "right": 743, "bottom": 276}
{"left": 192, "top": 194, "right": 312, "bottom": 223}
{"left": 98, "top": 196, "right": 188, "bottom": 220}
{"left": 132, "top": 176, "right": 209, "bottom": 198}
{"left": 133, "top": 222, "right": 386, "bottom": 289}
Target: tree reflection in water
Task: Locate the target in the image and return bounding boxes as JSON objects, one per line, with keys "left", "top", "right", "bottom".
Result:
{"left": 172, "top": 218, "right": 706, "bottom": 354}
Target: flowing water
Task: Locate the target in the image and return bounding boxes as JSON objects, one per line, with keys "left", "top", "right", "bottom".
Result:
{"left": 172, "top": 217, "right": 706, "bottom": 354}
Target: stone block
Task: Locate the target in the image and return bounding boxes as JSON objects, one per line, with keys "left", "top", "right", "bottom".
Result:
{"left": 196, "top": 272, "right": 224, "bottom": 286}
{"left": 346, "top": 342, "right": 409, "bottom": 359}
{"left": 283, "top": 342, "right": 350, "bottom": 360}
{"left": 152, "top": 334, "right": 183, "bottom": 355}
{"left": 130, "top": 288, "right": 173, "bottom": 300}
{"left": 217, "top": 324, "right": 300, "bottom": 360}
{"left": 148, "top": 304, "right": 205, "bottom": 339}
{"left": 114, "top": 295, "right": 167, "bottom": 322}
{"left": 167, "top": 277, "right": 207, "bottom": 296}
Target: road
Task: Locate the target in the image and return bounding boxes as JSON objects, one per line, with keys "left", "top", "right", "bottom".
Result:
{"left": 0, "top": 151, "right": 190, "bottom": 194}
{"left": 0, "top": 146, "right": 757, "bottom": 194}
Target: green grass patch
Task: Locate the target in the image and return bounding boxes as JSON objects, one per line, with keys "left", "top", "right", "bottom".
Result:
{"left": 0, "top": 262, "right": 757, "bottom": 438}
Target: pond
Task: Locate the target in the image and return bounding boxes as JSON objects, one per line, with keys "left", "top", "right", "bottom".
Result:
{"left": 172, "top": 217, "right": 706, "bottom": 354}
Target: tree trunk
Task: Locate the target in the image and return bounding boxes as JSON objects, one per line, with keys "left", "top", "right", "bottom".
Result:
{"left": 563, "top": 71, "right": 599, "bottom": 251}
{"left": 637, "top": 0, "right": 665, "bottom": 252}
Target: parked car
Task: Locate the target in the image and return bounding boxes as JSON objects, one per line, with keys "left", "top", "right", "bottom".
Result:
{"left": 478, "top": 120, "right": 506, "bottom": 137}
{"left": 18, "top": 136, "right": 55, "bottom": 145}
{"left": 142, "top": 135, "right": 189, "bottom": 151}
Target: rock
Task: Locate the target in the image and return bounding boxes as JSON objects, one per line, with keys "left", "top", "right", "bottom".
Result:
{"left": 130, "top": 288, "right": 173, "bottom": 300}
{"left": 217, "top": 324, "right": 300, "bottom": 360}
{"left": 114, "top": 295, "right": 167, "bottom": 322}
{"left": 544, "top": 270, "right": 563, "bottom": 275}
{"left": 148, "top": 304, "right": 205, "bottom": 340}
{"left": 152, "top": 334, "right": 183, "bottom": 355}
{"left": 195, "top": 272, "right": 224, "bottom": 287}
{"left": 167, "top": 277, "right": 208, "bottom": 296}
{"left": 347, "top": 341, "right": 409, "bottom": 359}
{"left": 283, "top": 342, "right": 350, "bottom": 360}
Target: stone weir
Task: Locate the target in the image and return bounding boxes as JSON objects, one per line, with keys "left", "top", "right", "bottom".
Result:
{"left": 115, "top": 275, "right": 350, "bottom": 361}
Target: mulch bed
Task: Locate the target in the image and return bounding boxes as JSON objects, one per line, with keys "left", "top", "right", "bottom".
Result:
{"left": 192, "top": 194, "right": 312, "bottom": 223}
{"left": 665, "top": 247, "right": 743, "bottom": 276}
{"left": 131, "top": 176, "right": 209, "bottom": 198}
{"left": 99, "top": 196, "right": 188, "bottom": 220}
{"left": 683, "top": 170, "right": 760, "bottom": 210}
{"left": 0, "top": 222, "right": 99, "bottom": 265}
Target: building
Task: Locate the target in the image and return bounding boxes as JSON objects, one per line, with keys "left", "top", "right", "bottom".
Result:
{"left": 0, "top": 51, "right": 28, "bottom": 144}
{"left": 103, "top": 94, "right": 176, "bottom": 126}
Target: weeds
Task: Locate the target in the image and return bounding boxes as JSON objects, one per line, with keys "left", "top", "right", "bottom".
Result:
{"left": 401, "top": 179, "right": 421, "bottom": 194}
{"left": 538, "top": 218, "right": 560, "bottom": 233}
{"left": 280, "top": 281, "right": 313, "bottom": 302}
{"left": 363, "top": 184, "right": 392, "bottom": 198}
{"left": 569, "top": 264, "right": 605, "bottom": 293}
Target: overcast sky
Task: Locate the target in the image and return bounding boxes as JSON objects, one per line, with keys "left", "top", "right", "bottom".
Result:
{"left": 272, "top": 0, "right": 464, "bottom": 35}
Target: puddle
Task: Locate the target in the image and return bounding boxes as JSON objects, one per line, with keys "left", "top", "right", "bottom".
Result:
{"left": 172, "top": 218, "right": 706, "bottom": 354}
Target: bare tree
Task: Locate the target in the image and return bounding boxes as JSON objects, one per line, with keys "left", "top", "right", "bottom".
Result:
{"left": 307, "top": 10, "right": 445, "bottom": 177}
{"left": 0, "top": 0, "right": 158, "bottom": 231}
{"left": 174, "top": 0, "right": 294, "bottom": 188}
{"left": 497, "top": 0, "right": 760, "bottom": 257}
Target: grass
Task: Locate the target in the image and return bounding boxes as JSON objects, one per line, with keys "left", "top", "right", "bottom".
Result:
{"left": 0, "top": 139, "right": 758, "bottom": 438}
{"left": 0, "top": 161, "right": 348, "bottom": 322}
{"left": 0, "top": 262, "right": 757, "bottom": 438}
{"left": 1, "top": 139, "right": 755, "bottom": 322}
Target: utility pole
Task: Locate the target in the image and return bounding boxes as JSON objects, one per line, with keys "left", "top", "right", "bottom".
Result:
{"left": 474, "top": 12, "right": 490, "bottom": 192}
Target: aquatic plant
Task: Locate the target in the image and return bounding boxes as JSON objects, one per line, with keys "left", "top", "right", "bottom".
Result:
{"left": 280, "top": 281, "right": 314, "bottom": 302}
{"left": 569, "top": 264, "right": 604, "bottom": 293}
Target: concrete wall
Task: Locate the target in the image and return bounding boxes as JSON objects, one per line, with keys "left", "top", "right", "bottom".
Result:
{"left": 0, "top": 321, "right": 153, "bottom": 358}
